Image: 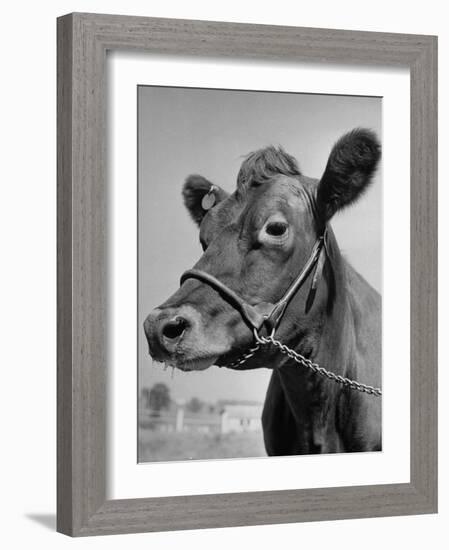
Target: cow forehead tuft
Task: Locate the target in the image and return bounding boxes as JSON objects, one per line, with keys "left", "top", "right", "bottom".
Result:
{"left": 236, "top": 146, "right": 301, "bottom": 189}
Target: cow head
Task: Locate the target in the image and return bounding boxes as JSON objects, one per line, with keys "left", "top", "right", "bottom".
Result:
{"left": 143, "top": 129, "right": 380, "bottom": 371}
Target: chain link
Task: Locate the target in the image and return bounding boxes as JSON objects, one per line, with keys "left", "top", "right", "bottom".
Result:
{"left": 224, "top": 331, "right": 382, "bottom": 397}
{"left": 224, "top": 342, "right": 262, "bottom": 369}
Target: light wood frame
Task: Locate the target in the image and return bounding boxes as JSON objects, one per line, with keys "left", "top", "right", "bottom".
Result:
{"left": 57, "top": 12, "right": 438, "bottom": 536}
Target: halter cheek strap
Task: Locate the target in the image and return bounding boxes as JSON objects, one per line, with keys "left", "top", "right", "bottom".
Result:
{"left": 180, "top": 230, "right": 328, "bottom": 336}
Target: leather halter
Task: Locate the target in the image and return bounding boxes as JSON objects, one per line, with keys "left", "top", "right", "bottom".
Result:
{"left": 180, "top": 229, "right": 328, "bottom": 337}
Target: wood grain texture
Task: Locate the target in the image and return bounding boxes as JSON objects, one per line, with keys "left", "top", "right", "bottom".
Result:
{"left": 57, "top": 12, "right": 438, "bottom": 536}
{"left": 57, "top": 13, "right": 74, "bottom": 536}
{"left": 409, "top": 36, "right": 438, "bottom": 509}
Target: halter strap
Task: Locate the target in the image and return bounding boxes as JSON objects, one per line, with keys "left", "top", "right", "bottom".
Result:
{"left": 180, "top": 230, "right": 327, "bottom": 335}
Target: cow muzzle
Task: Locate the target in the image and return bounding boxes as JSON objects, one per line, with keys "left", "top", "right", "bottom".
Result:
{"left": 143, "top": 305, "right": 224, "bottom": 370}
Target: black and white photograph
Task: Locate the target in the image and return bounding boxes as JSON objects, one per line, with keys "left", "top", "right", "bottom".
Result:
{"left": 1, "top": 0, "right": 441, "bottom": 543}
{"left": 139, "top": 86, "right": 382, "bottom": 462}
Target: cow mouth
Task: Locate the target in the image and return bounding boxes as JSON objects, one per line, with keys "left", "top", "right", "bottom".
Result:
{"left": 174, "top": 335, "right": 260, "bottom": 371}
{"left": 155, "top": 343, "right": 256, "bottom": 372}
{"left": 148, "top": 327, "right": 257, "bottom": 372}
{"left": 159, "top": 354, "right": 220, "bottom": 372}
{"left": 154, "top": 346, "right": 262, "bottom": 372}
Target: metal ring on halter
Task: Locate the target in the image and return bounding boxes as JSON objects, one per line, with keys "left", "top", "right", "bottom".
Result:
{"left": 252, "top": 326, "right": 275, "bottom": 345}
{"left": 253, "top": 327, "right": 264, "bottom": 344}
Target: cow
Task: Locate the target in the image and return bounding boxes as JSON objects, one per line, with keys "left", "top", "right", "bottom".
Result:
{"left": 144, "top": 128, "right": 382, "bottom": 455}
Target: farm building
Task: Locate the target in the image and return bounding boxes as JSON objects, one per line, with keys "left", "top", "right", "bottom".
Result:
{"left": 139, "top": 398, "right": 263, "bottom": 434}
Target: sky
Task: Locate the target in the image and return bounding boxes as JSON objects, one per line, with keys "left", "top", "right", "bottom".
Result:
{"left": 138, "top": 86, "right": 382, "bottom": 403}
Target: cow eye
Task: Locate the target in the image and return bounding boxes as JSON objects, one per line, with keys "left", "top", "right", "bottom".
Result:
{"left": 259, "top": 218, "right": 290, "bottom": 247}
{"left": 265, "top": 221, "right": 288, "bottom": 237}
{"left": 200, "top": 238, "right": 208, "bottom": 251}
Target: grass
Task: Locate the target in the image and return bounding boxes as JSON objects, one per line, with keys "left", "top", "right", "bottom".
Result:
{"left": 138, "top": 429, "right": 267, "bottom": 462}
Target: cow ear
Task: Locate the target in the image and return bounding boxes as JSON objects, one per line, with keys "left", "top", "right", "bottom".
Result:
{"left": 316, "top": 129, "right": 381, "bottom": 221}
{"left": 182, "top": 175, "right": 229, "bottom": 226}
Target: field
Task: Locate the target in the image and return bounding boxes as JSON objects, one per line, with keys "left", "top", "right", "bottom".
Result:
{"left": 139, "top": 429, "right": 267, "bottom": 462}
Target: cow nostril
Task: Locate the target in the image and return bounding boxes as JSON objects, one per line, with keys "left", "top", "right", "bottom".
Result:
{"left": 162, "top": 317, "right": 189, "bottom": 341}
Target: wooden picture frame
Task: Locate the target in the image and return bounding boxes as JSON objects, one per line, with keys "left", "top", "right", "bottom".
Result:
{"left": 57, "top": 12, "right": 438, "bottom": 536}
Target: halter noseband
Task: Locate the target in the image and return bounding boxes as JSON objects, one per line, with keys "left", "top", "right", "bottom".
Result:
{"left": 180, "top": 229, "right": 328, "bottom": 338}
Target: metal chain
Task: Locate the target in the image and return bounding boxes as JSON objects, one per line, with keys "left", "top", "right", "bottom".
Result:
{"left": 224, "top": 342, "right": 262, "bottom": 369}
{"left": 224, "top": 331, "right": 382, "bottom": 397}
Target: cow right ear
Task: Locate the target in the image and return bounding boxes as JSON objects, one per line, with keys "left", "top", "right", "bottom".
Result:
{"left": 182, "top": 175, "right": 229, "bottom": 226}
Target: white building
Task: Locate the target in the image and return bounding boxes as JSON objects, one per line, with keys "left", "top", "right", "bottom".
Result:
{"left": 219, "top": 402, "right": 263, "bottom": 434}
